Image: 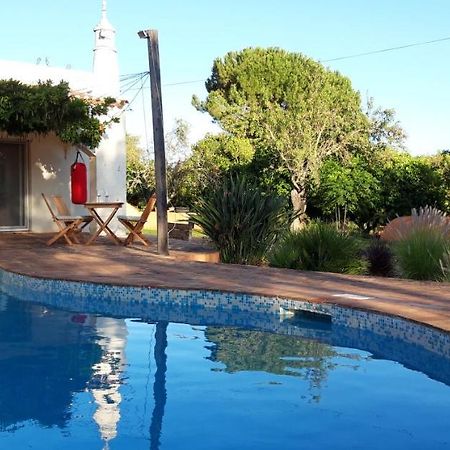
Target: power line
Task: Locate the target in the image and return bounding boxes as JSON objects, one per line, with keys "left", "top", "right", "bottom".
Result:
{"left": 120, "top": 71, "right": 148, "bottom": 81}
{"left": 140, "top": 75, "right": 151, "bottom": 153}
{"left": 122, "top": 80, "right": 205, "bottom": 92}
{"left": 121, "top": 76, "right": 143, "bottom": 89}
{"left": 120, "top": 72, "right": 148, "bottom": 95}
{"left": 320, "top": 35, "right": 450, "bottom": 63}
{"left": 119, "top": 78, "right": 205, "bottom": 92}
{"left": 121, "top": 69, "right": 204, "bottom": 88}
{"left": 119, "top": 35, "right": 450, "bottom": 92}
{"left": 164, "top": 79, "right": 204, "bottom": 87}
{"left": 112, "top": 72, "right": 150, "bottom": 122}
{"left": 123, "top": 74, "right": 149, "bottom": 112}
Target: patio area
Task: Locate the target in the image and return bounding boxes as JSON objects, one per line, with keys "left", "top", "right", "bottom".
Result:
{"left": 0, "top": 232, "right": 449, "bottom": 332}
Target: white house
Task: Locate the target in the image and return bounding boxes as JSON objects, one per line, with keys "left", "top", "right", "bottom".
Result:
{"left": 0, "top": 0, "right": 126, "bottom": 233}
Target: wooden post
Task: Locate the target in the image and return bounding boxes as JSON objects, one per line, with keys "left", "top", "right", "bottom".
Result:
{"left": 88, "top": 156, "right": 97, "bottom": 202}
{"left": 138, "top": 29, "right": 169, "bottom": 255}
{"left": 149, "top": 321, "right": 168, "bottom": 450}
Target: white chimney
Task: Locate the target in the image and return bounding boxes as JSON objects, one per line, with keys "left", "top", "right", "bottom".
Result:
{"left": 93, "top": 0, "right": 120, "bottom": 97}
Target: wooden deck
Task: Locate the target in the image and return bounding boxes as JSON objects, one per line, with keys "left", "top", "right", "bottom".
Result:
{"left": 0, "top": 233, "right": 449, "bottom": 332}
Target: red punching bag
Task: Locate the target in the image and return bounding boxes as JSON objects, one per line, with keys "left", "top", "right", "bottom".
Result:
{"left": 71, "top": 151, "right": 88, "bottom": 204}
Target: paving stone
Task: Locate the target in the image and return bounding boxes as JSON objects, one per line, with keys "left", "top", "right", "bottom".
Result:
{"left": 0, "top": 233, "right": 449, "bottom": 332}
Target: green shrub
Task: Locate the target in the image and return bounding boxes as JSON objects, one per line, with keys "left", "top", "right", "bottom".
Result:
{"left": 126, "top": 162, "right": 154, "bottom": 209}
{"left": 190, "top": 175, "right": 291, "bottom": 264}
{"left": 269, "top": 222, "right": 365, "bottom": 274}
{"left": 365, "top": 239, "right": 396, "bottom": 277}
{"left": 394, "top": 228, "right": 450, "bottom": 281}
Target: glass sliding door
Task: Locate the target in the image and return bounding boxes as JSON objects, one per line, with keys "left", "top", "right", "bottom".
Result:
{"left": 0, "top": 142, "right": 27, "bottom": 230}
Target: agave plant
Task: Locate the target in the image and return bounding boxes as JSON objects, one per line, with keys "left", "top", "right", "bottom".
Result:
{"left": 190, "top": 174, "right": 292, "bottom": 264}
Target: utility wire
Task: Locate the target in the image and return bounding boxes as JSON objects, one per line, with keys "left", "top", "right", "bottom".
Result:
{"left": 120, "top": 71, "right": 148, "bottom": 81}
{"left": 123, "top": 74, "right": 149, "bottom": 112}
{"left": 121, "top": 70, "right": 205, "bottom": 89}
{"left": 112, "top": 72, "right": 150, "bottom": 122}
{"left": 120, "top": 79, "right": 205, "bottom": 92}
{"left": 120, "top": 71, "right": 148, "bottom": 88}
{"left": 140, "top": 75, "right": 151, "bottom": 153}
{"left": 320, "top": 35, "right": 450, "bottom": 62}
{"left": 164, "top": 79, "right": 204, "bottom": 87}
{"left": 120, "top": 72, "right": 148, "bottom": 95}
{"left": 120, "top": 76, "right": 143, "bottom": 90}
{"left": 119, "top": 35, "right": 450, "bottom": 90}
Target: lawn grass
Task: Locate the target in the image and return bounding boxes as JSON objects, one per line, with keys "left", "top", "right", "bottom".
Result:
{"left": 131, "top": 205, "right": 205, "bottom": 238}
{"left": 143, "top": 225, "right": 205, "bottom": 238}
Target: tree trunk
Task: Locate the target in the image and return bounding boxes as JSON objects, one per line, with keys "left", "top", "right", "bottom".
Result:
{"left": 291, "top": 188, "right": 307, "bottom": 230}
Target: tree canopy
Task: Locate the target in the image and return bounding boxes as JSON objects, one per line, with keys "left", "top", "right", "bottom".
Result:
{"left": 194, "top": 47, "right": 370, "bottom": 224}
{"left": 0, "top": 79, "right": 118, "bottom": 148}
{"left": 126, "top": 134, "right": 155, "bottom": 209}
{"left": 205, "top": 326, "right": 338, "bottom": 401}
{"left": 179, "top": 133, "right": 254, "bottom": 200}
{"left": 308, "top": 149, "right": 449, "bottom": 230}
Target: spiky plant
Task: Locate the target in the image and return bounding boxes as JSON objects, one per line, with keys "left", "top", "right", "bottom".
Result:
{"left": 269, "top": 221, "right": 365, "bottom": 274}
{"left": 190, "top": 174, "right": 292, "bottom": 264}
{"left": 365, "top": 239, "right": 396, "bottom": 277}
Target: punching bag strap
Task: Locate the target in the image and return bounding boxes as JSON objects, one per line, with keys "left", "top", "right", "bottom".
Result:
{"left": 74, "top": 150, "right": 85, "bottom": 164}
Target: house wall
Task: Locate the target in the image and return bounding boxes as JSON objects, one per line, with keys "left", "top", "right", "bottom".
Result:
{"left": 94, "top": 117, "right": 127, "bottom": 225}
{"left": 29, "top": 134, "right": 90, "bottom": 232}
{"left": 0, "top": 0, "right": 127, "bottom": 235}
{"left": 28, "top": 124, "right": 126, "bottom": 234}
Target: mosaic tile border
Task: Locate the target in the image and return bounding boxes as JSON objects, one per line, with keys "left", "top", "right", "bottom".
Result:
{"left": 0, "top": 267, "right": 449, "bottom": 361}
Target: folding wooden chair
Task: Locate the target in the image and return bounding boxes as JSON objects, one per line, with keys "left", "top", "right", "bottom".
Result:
{"left": 118, "top": 194, "right": 156, "bottom": 246}
{"left": 41, "top": 193, "right": 93, "bottom": 246}
{"left": 51, "top": 196, "right": 93, "bottom": 233}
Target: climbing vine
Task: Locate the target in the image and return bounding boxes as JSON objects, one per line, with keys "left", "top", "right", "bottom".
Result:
{"left": 0, "top": 79, "right": 120, "bottom": 149}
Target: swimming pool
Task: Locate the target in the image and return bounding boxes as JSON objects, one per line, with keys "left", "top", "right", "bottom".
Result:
{"left": 0, "top": 271, "right": 449, "bottom": 449}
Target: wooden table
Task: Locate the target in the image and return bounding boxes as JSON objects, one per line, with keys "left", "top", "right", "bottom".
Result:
{"left": 84, "top": 202, "right": 124, "bottom": 245}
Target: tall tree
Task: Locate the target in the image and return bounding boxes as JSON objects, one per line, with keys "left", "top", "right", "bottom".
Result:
{"left": 311, "top": 157, "right": 381, "bottom": 230}
{"left": 430, "top": 150, "right": 450, "bottom": 213}
{"left": 377, "top": 150, "right": 448, "bottom": 218}
{"left": 126, "top": 134, "right": 155, "bottom": 208}
{"left": 365, "top": 97, "right": 407, "bottom": 151}
{"left": 126, "top": 120, "right": 192, "bottom": 208}
{"left": 194, "top": 47, "right": 369, "bottom": 225}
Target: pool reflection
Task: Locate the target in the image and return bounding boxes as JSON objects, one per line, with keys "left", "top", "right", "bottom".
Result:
{"left": 0, "top": 294, "right": 172, "bottom": 449}
{"left": 0, "top": 299, "right": 102, "bottom": 431}
{"left": 0, "top": 296, "right": 130, "bottom": 449}
{"left": 0, "top": 291, "right": 449, "bottom": 450}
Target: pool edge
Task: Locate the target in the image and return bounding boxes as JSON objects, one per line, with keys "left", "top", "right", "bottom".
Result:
{"left": 0, "top": 265, "right": 449, "bottom": 339}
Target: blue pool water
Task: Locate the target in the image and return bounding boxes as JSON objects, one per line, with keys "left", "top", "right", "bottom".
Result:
{"left": 0, "top": 290, "right": 449, "bottom": 449}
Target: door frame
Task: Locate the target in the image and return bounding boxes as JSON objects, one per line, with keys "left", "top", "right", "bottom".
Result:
{"left": 0, "top": 139, "right": 29, "bottom": 231}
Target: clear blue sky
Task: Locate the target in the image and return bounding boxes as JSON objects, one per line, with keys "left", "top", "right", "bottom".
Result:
{"left": 1, "top": 0, "right": 449, "bottom": 154}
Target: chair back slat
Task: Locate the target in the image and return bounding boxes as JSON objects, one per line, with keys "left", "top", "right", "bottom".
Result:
{"left": 42, "top": 193, "right": 90, "bottom": 246}
{"left": 41, "top": 193, "right": 58, "bottom": 221}
{"left": 139, "top": 194, "right": 157, "bottom": 224}
{"left": 119, "top": 193, "right": 156, "bottom": 246}
{"left": 52, "top": 196, "right": 71, "bottom": 216}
